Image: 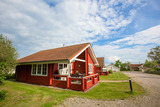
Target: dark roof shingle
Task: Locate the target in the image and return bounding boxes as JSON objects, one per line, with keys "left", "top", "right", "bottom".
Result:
{"left": 97, "top": 57, "right": 104, "bottom": 66}
{"left": 129, "top": 64, "right": 143, "bottom": 67}
{"left": 18, "top": 43, "right": 90, "bottom": 63}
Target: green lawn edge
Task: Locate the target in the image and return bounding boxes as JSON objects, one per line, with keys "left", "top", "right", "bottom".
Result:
{"left": 0, "top": 80, "right": 145, "bottom": 107}
{"left": 100, "top": 72, "right": 129, "bottom": 81}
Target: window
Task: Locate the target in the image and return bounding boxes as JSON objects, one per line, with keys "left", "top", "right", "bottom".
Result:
{"left": 37, "top": 64, "right": 42, "bottom": 74}
{"left": 88, "top": 64, "right": 93, "bottom": 74}
{"left": 64, "top": 64, "right": 67, "bottom": 68}
{"left": 32, "top": 64, "right": 37, "bottom": 74}
{"left": 59, "top": 64, "right": 63, "bottom": 69}
{"left": 42, "top": 64, "right": 47, "bottom": 75}
{"left": 58, "top": 63, "right": 69, "bottom": 75}
{"left": 58, "top": 63, "right": 68, "bottom": 70}
{"left": 31, "top": 64, "right": 48, "bottom": 76}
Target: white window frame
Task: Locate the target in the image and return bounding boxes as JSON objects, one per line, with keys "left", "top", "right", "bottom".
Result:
{"left": 88, "top": 63, "right": 93, "bottom": 74}
{"left": 32, "top": 64, "right": 37, "bottom": 75}
{"left": 37, "top": 64, "right": 42, "bottom": 75}
{"left": 31, "top": 64, "right": 48, "bottom": 76}
{"left": 58, "top": 63, "right": 69, "bottom": 74}
{"left": 42, "top": 64, "right": 48, "bottom": 76}
{"left": 58, "top": 63, "right": 68, "bottom": 70}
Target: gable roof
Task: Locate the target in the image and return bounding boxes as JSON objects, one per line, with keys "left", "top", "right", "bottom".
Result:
{"left": 18, "top": 43, "right": 98, "bottom": 64}
{"left": 129, "top": 64, "right": 143, "bottom": 67}
{"left": 97, "top": 57, "right": 104, "bottom": 66}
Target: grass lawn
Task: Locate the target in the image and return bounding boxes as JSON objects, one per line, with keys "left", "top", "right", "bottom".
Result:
{"left": 0, "top": 80, "right": 144, "bottom": 107}
{"left": 100, "top": 72, "right": 129, "bottom": 81}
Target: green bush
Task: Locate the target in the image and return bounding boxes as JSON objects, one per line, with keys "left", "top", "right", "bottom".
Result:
{"left": 5, "top": 73, "right": 15, "bottom": 80}
{"left": 154, "top": 68, "right": 160, "bottom": 75}
{"left": 0, "top": 90, "right": 7, "bottom": 102}
{"left": 145, "top": 68, "right": 160, "bottom": 75}
{"left": 154, "top": 68, "right": 160, "bottom": 71}
{"left": 0, "top": 75, "right": 6, "bottom": 85}
{"left": 145, "top": 68, "right": 154, "bottom": 73}
{"left": 108, "top": 70, "right": 113, "bottom": 73}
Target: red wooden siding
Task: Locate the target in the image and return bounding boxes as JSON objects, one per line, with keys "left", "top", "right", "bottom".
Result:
{"left": 85, "top": 49, "right": 88, "bottom": 75}
{"left": 16, "top": 64, "right": 54, "bottom": 86}
{"left": 53, "top": 63, "right": 58, "bottom": 74}
{"left": 100, "top": 72, "right": 109, "bottom": 75}
{"left": 74, "top": 48, "right": 85, "bottom": 74}
{"left": 16, "top": 47, "right": 99, "bottom": 91}
{"left": 95, "top": 66, "right": 109, "bottom": 75}
{"left": 52, "top": 64, "right": 68, "bottom": 88}
{"left": 77, "top": 51, "right": 85, "bottom": 60}
{"left": 95, "top": 66, "right": 102, "bottom": 73}
{"left": 72, "top": 47, "right": 95, "bottom": 75}
{"left": 88, "top": 51, "right": 95, "bottom": 74}
{"left": 74, "top": 61, "right": 85, "bottom": 74}
{"left": 67, "top": 78, "right": 83, "bottom": 91}
{"left": 71, "top": 62, "right": 75, "bottom": 74}
{"left": 16, "top": 65, "right": 28, "bottom": 82}
{"left": 52, "top": 80, "right": 67, "bottom": 88}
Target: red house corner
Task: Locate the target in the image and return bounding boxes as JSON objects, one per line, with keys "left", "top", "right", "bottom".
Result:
{"left": 16, "top": 43, "right": 100, "bottom": 92}
{"left": 95, "top": 57, "right": 109, "bottom": 76}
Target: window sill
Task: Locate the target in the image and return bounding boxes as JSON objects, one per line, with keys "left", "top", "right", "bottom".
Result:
{"left": 31, "top": 74, "right": 48, "bottom": 77}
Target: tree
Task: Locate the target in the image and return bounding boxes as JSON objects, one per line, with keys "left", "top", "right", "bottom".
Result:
{"left": 147, "top": 45, "right": 160, "bottom": 63}
{"left": 0, "top": 34, "right": 19, "bottom": 83}
{"left": 122, "top": 61, "right": 131, "bottom": 71}
{"left": 144, "top": 60, "right": 157, "bottom": 68}
{"left": 115, "top": 60, "right": 131, "bottom": 71}
{"left": 115, "top": 60, "right": 122, "bottom": 68}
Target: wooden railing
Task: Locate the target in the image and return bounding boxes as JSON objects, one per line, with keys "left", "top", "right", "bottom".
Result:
{"left": 53, "top": 74, "right": 68, "bottom": 81}
{"left": 52, "top": 73, "right": 99, "bottom": 91}
{"left": 67, "top": 73, "right": 99, "bottom": 91}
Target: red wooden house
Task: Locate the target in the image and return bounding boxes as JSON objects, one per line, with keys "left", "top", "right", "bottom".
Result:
{"left": 16, "top": 43, "right": 99, "bottom": 91}
{"left": 95, "top": 57, "right": 109, "bottom": 75}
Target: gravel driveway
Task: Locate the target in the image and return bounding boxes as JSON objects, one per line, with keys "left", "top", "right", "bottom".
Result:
{"left": 57, "top": 72, "right": 160, "bottom": 107}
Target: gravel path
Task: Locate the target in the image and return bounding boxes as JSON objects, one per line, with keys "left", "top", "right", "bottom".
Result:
{"left": 56, "top": 72, "right": 160, "bottom": 107}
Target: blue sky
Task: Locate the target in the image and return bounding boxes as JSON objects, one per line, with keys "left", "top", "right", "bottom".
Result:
{"left": 0, "top": 0, "right": 160, "bottom": 65}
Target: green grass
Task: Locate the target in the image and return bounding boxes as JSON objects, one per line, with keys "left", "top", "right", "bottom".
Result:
{"left": 0, "top": 80, "right": 144, "bottom": 107}
{"left": 100, "top": 72, "right": 129, "bottom": 81}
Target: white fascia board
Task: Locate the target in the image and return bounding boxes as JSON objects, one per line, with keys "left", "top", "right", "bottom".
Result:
{"left": 75, "top": 58, "right": 85, "bottom": 62}
{"left": 70, "top": 44, "right": 99, "bottom": 65}
{"left": 89, "top": 45, "right": 99, "bottom": 65}
{"left": 70, "top": 45, "right": 90, "bottom": 63}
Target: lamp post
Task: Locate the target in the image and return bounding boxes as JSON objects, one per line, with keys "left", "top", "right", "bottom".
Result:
{"left": 129, "top": 77, "right": 133, "bottom": 92}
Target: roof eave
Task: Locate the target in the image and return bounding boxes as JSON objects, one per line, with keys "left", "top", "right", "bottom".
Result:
{"left": 18, "top": 59, "right": 70, "bottom": 65}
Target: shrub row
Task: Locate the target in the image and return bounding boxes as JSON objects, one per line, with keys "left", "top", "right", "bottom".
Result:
{"left": 0, "top": 90, "right": 7, "bottom": 102}
{"left": 0, "top": 73, "right": 15, "bottom": 85}
{"left": 108, "top": 70, "right": 113, "bottom": 73}
{"left": 145, "top": 68, "right": 160, "bottom": 75}
{"left": 5, "top": 73, "right": 15, "bottom": 80}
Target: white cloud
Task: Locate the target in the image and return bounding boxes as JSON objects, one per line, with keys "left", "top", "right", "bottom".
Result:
{"left": 112, "top": 25, "right": 160, "bottom": 45}
{"left": 0, "top": 0, "right": 144, "bottom": 58}
{"left": 108, "top": 56, "right": 120, "bottom": 63}
{"left": 93, "top": 44, "right": 152, "bottom": 65}
{"left": 94, "top": 25, "right": 160, "bottom": 65}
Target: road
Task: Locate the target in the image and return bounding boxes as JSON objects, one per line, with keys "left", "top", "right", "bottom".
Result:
{"left": 57, "top": 71, "right": 160, "bottom": 107}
